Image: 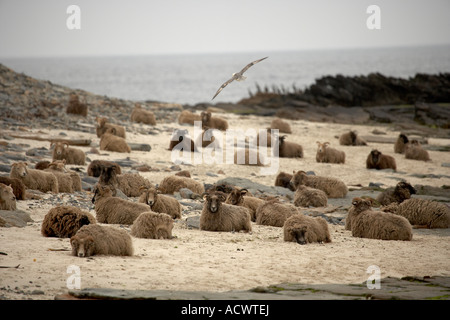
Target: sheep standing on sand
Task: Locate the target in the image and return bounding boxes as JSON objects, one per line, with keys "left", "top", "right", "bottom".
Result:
{"left": 92, "top": 185, "right": 150, "bottom": 225}
{"left": 130, "top": 103, "right": 156, "bottom": 125}
{"left": 293, "top": 185, "right": 328, "bottom": 208}
{"left": 279, "top": 136, "right": 303, "bottom": 158}
{"left": 0, "top": 176, "right": 26, "bottom": 200}
{"left": 87, "top": 160, "right": 122, "bottom": 177}
{"left": 376, "top": 181, "right": 416, "bottom": 206}
{"left": 270, "top": 118, "right": 291, "bottom": 134}
{"left": 10, "top": 162, "right": 58, "bottom": 194}
{"left": 394, "top": 133, "right": 409, "bottom": 154}
{"left": 274, "top": 172, "right": 295, "bottom": 191}
{"left": 405, "top": 140, "right": 431, "bottom": 161}
{"left": 339, "top": 131, "right": 367, "bottom": 146}
{"left": 70, "top": 224, "right": 133, "bottom": 257}
{"left": 0, "top": 183, "right": 16, "bottom": 210}
{"left": 225, "top": 187, "right": 264, "bottom": 222}
{"left": 178, "top": 110, "right": 202, "bottom": 125}
{"left": 131, "top": 212, "right": 173, "bottom": 239}
{"left": 349, "top": 197, "right": 412, "bottom": 241}
{"left": 200, "top": 191, "right": 252, "bottom": 232}
{"left": 96, "top": 117, "right": 126, "bottom": 138}
{"left": 41, "top": 205, "right": 96, "bottom": 238}
{"left": 51, "top": 141, "right": 86, "bottom": 165}
{"left": 98, "top": 166, "right": 153, "bottom": 197}
{"left": 283, "top": 214, "right": 331, "bottom": 245}
{"left": 139, "top": 186, "right": 182, "bottom": 219}
{"left": 366, "top": 149, "right": 397, "bottom": 171}
{"left": 256, "top": 199, "right": 300, "bottom": 227}
{"left": 316, "top": 141, "right": 345, "bottom": 164}
{"left": 201, "top": 111, "right": 229, "bottom": 131}
{"left": 290, "top": 170, "right": 347, "bottom": 199}
{"left": 100, "top": 127, "right": 131, "bottom": 153}
{"left": 386, "top": 198, "right": 450, "bottom": 229}
{"left": 158, "top": 175, "right": 205, "bottom": 195}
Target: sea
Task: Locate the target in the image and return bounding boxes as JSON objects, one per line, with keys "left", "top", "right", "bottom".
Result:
{"left": 2, "top": 45, "right": 450, "bottom": 105}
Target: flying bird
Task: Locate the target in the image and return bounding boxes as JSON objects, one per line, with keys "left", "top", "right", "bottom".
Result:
{"left": 212, "top": 56, "right": 268, "bottom": 100}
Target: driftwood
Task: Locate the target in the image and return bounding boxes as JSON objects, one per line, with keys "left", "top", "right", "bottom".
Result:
{"left": 0, "top": 264, "right": 20, "bottom": 269}
{"left": 7, "top": 134, "right": 91, "bottom": 146}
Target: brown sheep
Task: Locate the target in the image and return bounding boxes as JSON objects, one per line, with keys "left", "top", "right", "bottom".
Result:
{"left": 349, "top": 197, "right": 413, "bottom": 241}
{"left": 158, "top": 175, "right": 205, "bottom": 195}
{"left": 0, "top": 176, "right": 26, "bottom": 200}
{"left": 366, "top": 149, "right": 396, "bottom": 171}
{"left": 283, "top": 214, "right": 331, "bottom": 245}
{"left": 35, "top": 160, "right": 50, "bottom": 170}
{"left": 234, "top": 148, "right": 265, "bottom": 166}
{"left": 51, "top": 141, "right": 86, "bottom": 165}
{"left": 201, "top": 111, "right": 228, "bottom": 131}
{"left": 195, "top": 127, "right": 221, "bottom": 149}
{"left": 270, "top": 118, "right": 292, "bottom": 134}
{"left": 256, "top": 128, "right": 272, "bottom": 147}
{"left": 290, "top": 170, "right": 347, "bottom": 199}
{"left": 279, "top": 135, "right": 303, "bottom": 158}
{"left": 66, "top": 93, "right": 88, "bottom": 117}
{"left": 130, "top": 103, "right": 156, "bottom": 125}
{"left": 339, "top": 131, "right": 367, "bottom": 146}
{"left": 130, "top": 211, "right": 173, "bottom": 239}
{"left": 404, "top": 140, "right": 431, "bottom": 161}
{"left": 41, "top": 205, "right": 96, "bottom": 238}
{"left": 87, "top": 160, "right": 122, "bottom": 177}
{"left": 168, "top": 129, "right": 198, "bottom": 153}
{"left": 95, "top": 116, "right": 126, "bottom": 138}
{"left": 100, "top": 128, "right": 131, "bottom": 153}
{"left": 256, "top": 199, "right": 300, "bottom": 227}
{"left": 200, "top": 191, "right": 252, "bottom": 232}
{"left": 394, "top": 133, "right": 409, "bottom": 154}
{"left": 316, "top": 141, "right": 345, "bottom": 164}
{"left": 98, "top": 166, "right": 153, "bottom": 197}
{"left": 138, "top": 186, "right": 182, "bottom": 219}
{"left": 10, "top": 162, "right": 59, "bottom": 194}
{"left": 293, "top": 185, "right": 328, "bottom": 208}
{"left": 0, "top": 183, "right": 16, "bottom": 210}
{"left": 46, "top": 160, "right": 82, "bottom": 192}
{"left": 225, "top": 188, "right": 264, "bottom": 222}
{"left": 70, "top": 224, "right": 133, "bottom": 257}
{"left": 178, "top": 110, "right": 202, "bottom": 125}
{"left": 274, "top": 172, "right": 295, "bottom": 191}
{"left": 175, "top": 170, "right": 191, "bottom": 178}
{"left": 376, "top": 181, "right": 416, "bottom": 206}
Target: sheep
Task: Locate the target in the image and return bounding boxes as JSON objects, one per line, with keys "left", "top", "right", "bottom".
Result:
{"left": 70, "top": 224, "right": 133, "bottom": 257}
{"left": 225, "top": 187, "right": 264, "bottom": 222}
{"left": 316, "top": 141, "right": 345, "bottom": 164}
{"left": 45, "top": 160, "right": 82, "bottom": 192}
{"left": 256, "top": 128, "right": 272, "bottom": 147}
{"left": 279, "top": 135, "right": 304, "bottom": 158}
{"left": 376, "top": 181, "right": 416, "bottom": 206}
{"left": 293, "top": 185, "right": 328, "bottom": 208}
{"left": 44, "top": 164, "right": 73, "bottom": 193}
{"left": 10, "top": 162, "right": 59, "bottom": 194}
{"left": 274, "top": 172, "right": 295, "bottom": 191}
{"left": 234, "top": 148, "right": 265, "bottom": 166}
{"left": 405, "top": 140, "right": 431, "bottom": 161}
{"left": 41, "top": 205, "right": 96, "bottom": 238}
{"left": 95, "top": 116, "right": 126, "bottom": 138}
{"left": 349, "top": 197, "right": 413, "bottom": 241}
{"left": 387, "top": 198, "right": 450, "bottom": 229}
{"left": 138, "top": 186, "right": 182, "bottom": 219}
{"left": 66, "top": 93, "right": 88, "bottom": 117}
{"left": 158, "top": 175, "right": 205, "bottom": 195}
{"left": 0, "top": 183, "right": 16, "bottom": 210}
{"left": 87, "top": 159, "right": 122, "bottom": 177}
{"left": 290, "top": 170, "right": 348, "bottom": 199}
{"left": 130, "top": 212, "right": 173, "bottom": 239}
{"left": 168, "top": 129, "right": 198, "bottom": 153}
{"left": 201, "top": 111, "right": 229, "bottom": 131}
{"left": 100, "top": 128, "right": 131, "bottom": 153}
{"left": 195, "top": 127, "right": 221, "bottom": 149}
{"left": 270, "top": 118, "right": 292, "bottom": 134}
{"left": 130, "top": 103, "right": 156, "bottom": 125}
{"left": 366, "top": 149, "right": 396, "bottom": 171}
{"left": 0, "top": 176, "right": 26, "bottom": 200}
{"left": 338, "top": 131, "right": 367, "bottom": 146}
{"left": 51, "top": 141, "right": 86, "bottom": 165}
{"left": 175, "top": 170, "right": 191, "bottom": 178}
{"left": 35, "top": 160, "right": 50, "bottom": 170}
{"left": 178, "top": 110, "right": 202, "bottom": 125}
{"left": 256, "top": 199, "right": 300, "bottom": 227}
{"left": 98, "top": 166, "right": 153, "bottom": 197}
{"left": 394, "top": 133, "right": 409, "bottom": 154}
{"left": 92, "top": 184, "right": 150, "bottom": 225}
{"left": 200, "top": 191, "right": 252, "bottom": 232}
{"left": 283, "top": 214, "right": 331, "bottom": 245}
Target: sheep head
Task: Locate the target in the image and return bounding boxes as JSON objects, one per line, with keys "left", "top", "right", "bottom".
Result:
{"left": 52, "top": 141, "right": 69, "bottom": 156}
{"left": 0, "top": 183, "right": 16, "bottom": 203}
{"left": 351, "top": 197, "right": 372, "bottom": 213}
{"left": 226, "top": 188, "right": 248, "bottom": 205}
{"left": 369, "top": 149, "right": 382, "bottom": 165}
{"left": 96, "top": 117, "right": 107, "bottom": 128}
{"left": 139, "top": 186, "right": 159, "bottom": 207}
{"left": 396, "top": 181, "right": 416, "bottom": 195}
{"left": 203, "top": 191, "right": 226, "bottom": 213}
{"left": 316, "top": 141, "right": 329, "bottom": 154}
{"left": 48, "top": 160, "right": 67, "bottom": 172}
{"left": 399, "top": 133, "right": 409, "bottom": 144}
{"left": 287, "top": 225, "right": 308, "bottom": 245}
{"left": 201, "top": 111, "right": 212, "bottom": 126}
{"left": 12, "top": 162, "right": 28, "bottom": 177}
{"left": 290, "top": 170, "right": 307, "bottom": 189}
{"left": 91, "top": 185, "right": 114, "bottom": 203}
{"left": 70, "top": 235, "right": 95, "bottom": 257}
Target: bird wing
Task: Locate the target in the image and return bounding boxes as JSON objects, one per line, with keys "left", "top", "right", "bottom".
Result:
{"left": 239, "top": 56, "right": 268, "bottom": 75}
{"left": 212, "top": 76, "right": 236, "bottom": 100}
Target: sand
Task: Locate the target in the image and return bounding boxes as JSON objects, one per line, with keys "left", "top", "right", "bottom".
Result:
{"left": 1, "top": 113, "right": 449, "bottom": 300}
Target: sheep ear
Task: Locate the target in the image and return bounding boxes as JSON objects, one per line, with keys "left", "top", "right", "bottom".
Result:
{"left": 63, "top": 142, "right": 69, "bottom": 148}
{"left": 324, "top": 142, "right": 330, "bottom": 146}
{"left": 316, "top": 141, "right": 320, "bottom": 145}
{"left": 138, "top": 186, "right": 148, "bottom": 193}
{"left": 111, "top": 128, "right": 116, "bottom": 134}
{"left": 240, "top": 189, "right": 248, "bottom": 196}
{"left": 201, "top": 192, "right": 209, "bottom": 200}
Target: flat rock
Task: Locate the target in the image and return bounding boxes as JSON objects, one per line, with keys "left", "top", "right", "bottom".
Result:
{"left": 0, "top": 210, "right": 34, "bottom": 228}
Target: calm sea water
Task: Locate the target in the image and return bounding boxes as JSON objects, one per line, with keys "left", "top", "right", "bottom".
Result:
{"left": 2, "top": 46, "right": 450, "bottom": 105}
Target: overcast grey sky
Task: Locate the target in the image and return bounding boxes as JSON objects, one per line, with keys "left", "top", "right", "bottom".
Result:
{"left": 0, "top": 0, "right": 449, "bottom": 58}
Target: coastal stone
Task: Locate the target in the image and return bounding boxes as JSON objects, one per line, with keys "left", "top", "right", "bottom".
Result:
{"left": 0, "top": 210, "right": 33, "bottom": 228}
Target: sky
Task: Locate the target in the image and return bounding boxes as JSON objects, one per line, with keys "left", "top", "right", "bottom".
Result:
{"left": 0, "top": 0, "right": 449, "bottom": 58}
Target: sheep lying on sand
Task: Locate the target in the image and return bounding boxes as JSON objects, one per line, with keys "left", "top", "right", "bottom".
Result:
{"left": 293, "top": 185, "right": 328, "bottom": 208}
{"left": 43, "top": 161, "right": 74, "bottom": 193}
{"left": 316, "top": 141, "right": 345, "bottom": 164}
{"left": 201, "top": 111, "right": 228, "bottom": 131}
{"left": 158, "top": 175, "right": 205, "bottom": 195}
{"left": 349, "top": 197, "right": 412, "bottom": 241}
{"left": 46, "top": 160, "right": 82, "bottom": 192}
{"left": 139, "top": 186, "right": 182, "bottom": 219}
{"left": 41, "top": 205, "right": 96, "bottom": 238}
{"left": 96, "top": 116, "right": 126, "bottom": 138}
{"left": 0, "top": 183, "right": 16, "bottom": 210}
{"left": 366, "top": 149, "right": 396, "bottom": 171}
{"left": 256, "top": 199, "right": 299, "bottom": 227}
{"left": 376, "top": 181, "right": 416, "bottom": 206}
{"left": 384, "top": 198, "right": 450, "bottom": 229}
{"left": 405, "top": 140, "right": 431, "bottom": 161}
{"left": 225, "top": 187, "right": 264, "bottom": 222}
{"left": 339, "top": 131, "right": 367, "bottom": 146}
{"left": 98, "top": 166, "right": 153, "bottom": 197}
{"left": 168, "top": 129, "right": 198, "bottom": 153}
{"left": 178, "top": 110, "right": 201, "bottom": 125}
{"left": 283, "top": 214, "right": 331, "bottom": 245}
{"left": 0, "top": 176, "right": 26, "bottom": 200}
{"left": 270, "top": 118, "right": 291, "bottom": 134}
{"left": 87, "top": 160, "right": 122, "bottom": 177}
{"left": 51, "top": 141, "right": 86, "bottom": 165}
{"left": 92, "top": 185, "right": 150, "bottom": 225}
{"left": 234, "top": 148, "right": 265, "bottom": 166}
{"left": 195, "top": 127, "right": 221, "bottom": 149}
{"left": 290, "top": 170, "right": 347, "bottom": 198}
{"left": 70, "top": 224, "right": 133, "bottom": 257}
{"left": 100, "top": 128, "right": 131, "bottom": 153}
{"left": 274, "top": 172, "right": 295, "bottom": 191}
{"left": 66, "top": 93, "right": 88, "bottom": 117}
{"left": 10, "top": 162, "right": 58, "bottom": 194}
{"left": 394, "top": 133, "right": 409, "bottom": 154}
{"left": 279, "top": 136, "right": 303, "bottom": 158}
{"left": 131, "top": 212, "right": 173, "bottom": 239}
{"left": 130, "top": 103, "right": 156, "bottom": 125}
{"left": 200, "top": 191, "right": 252, "bottom": 232}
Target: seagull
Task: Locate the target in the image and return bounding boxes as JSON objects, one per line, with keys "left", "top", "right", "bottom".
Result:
{"left": 212, "top": 56, "right": 268, "bottom": 100}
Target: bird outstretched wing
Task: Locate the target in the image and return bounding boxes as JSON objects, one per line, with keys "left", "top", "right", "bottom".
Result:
{"left": 239, "top": 56, "right": 268, "bottom": 75}
{"left": 212, "top": 76, "right": 236, "bottom": 100}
